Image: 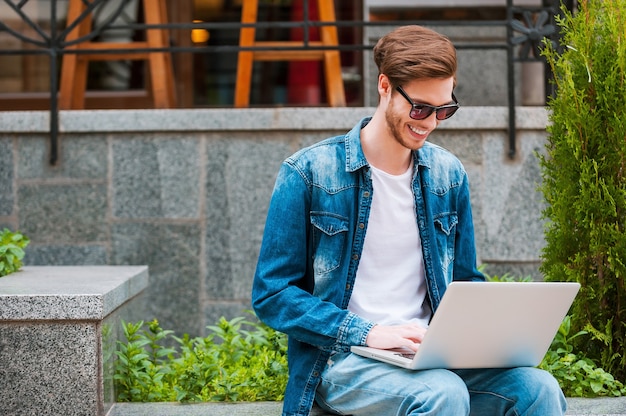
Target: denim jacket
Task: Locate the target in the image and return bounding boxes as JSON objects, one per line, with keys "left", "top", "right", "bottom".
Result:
{"left": 252, "top": 117, "right": 484, "bottom": 416}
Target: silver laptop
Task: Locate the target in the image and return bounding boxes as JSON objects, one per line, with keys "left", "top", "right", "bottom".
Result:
{"left": 351, "top": 281, "right": 580, "bottom": 370}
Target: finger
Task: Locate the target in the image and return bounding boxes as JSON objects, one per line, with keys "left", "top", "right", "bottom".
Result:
{"left": 403, "top": 340, "right": 420, "bottom": 352}
{"left": 403, "top": 327, "right": 426, "bottom": 343}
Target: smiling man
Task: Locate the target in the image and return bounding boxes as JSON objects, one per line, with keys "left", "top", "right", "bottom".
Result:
{"left": 252, "top": 25, "right": 566, "bottom": 416}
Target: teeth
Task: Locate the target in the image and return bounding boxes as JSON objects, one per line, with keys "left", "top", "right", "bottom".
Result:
{"left": 409, "top": 125, "right": 428, "bottom": 135}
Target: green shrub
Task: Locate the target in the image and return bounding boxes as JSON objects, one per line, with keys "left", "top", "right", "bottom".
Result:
{"left": 0, "top": 229, "right": 29, "bottom": 277}
{"left": 114, "top": 316, "right": 288, "bottom": 402}
{"left": 540, "top": 316, "right": 626, "bottom": 397}
{"left": 481, "top": 269, "right": 533, "bottom": 283}
{"left": 484, "top": 271, "right": 624, "bottom": 396}
{"left": 115, "top": 311, "right": 625, "bottom": 401}
{"left": 540, "top": 0, "right": 626, "bottom": 380}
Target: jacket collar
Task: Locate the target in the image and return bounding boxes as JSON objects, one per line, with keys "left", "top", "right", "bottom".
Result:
{"left": 344, "top": 117, "right": 433, "bottom": 173}
{"left": 344, "top": 117, "right": 370, "bottom": 173}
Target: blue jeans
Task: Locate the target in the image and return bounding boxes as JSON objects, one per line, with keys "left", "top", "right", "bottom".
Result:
{"left": 316, "top": 352, "right": 566, "bottom": 416}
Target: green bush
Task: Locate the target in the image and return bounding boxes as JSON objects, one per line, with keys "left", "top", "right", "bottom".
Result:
{"left": 539, "top": 0, "right": 626, "bottom": 380}
{"left": 114, "top": 316, "right": 288, "bottom": 402}
{"left": 481, "top": 269, "right": 533, "bottom": 283}
{"left": 484, "top": 271, "right": 624, "bottom": 397}
{"left": 115, "top": 311, "right": 625, "bottom": 401}
{"left": 540, "top": 316, "right": 626, "bottom": 397}
{"left": 0, "top": 229, "right": 29, "bottom": 277}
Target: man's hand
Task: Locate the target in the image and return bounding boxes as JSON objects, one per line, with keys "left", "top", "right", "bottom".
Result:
{"left": 365, "top": 324, "right": 427, "bottom": 352}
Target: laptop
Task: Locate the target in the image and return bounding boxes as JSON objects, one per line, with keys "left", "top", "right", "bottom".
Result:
{"left": 350, "top": 281, "right": 580, "bottom": 370}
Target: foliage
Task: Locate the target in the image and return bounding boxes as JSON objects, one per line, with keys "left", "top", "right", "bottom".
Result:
{"left": 116, "top": 309, "right": 625, "bottom": 402}
{"left": 539, "top": 0, "right": 626, "bottom": 380}
{"left": 114, "top": 316, "right": 288, "bottom": 403}
{"left": 540, "top": 316, "right": 626, "bottom": 397}
{"left": 484, "top": 271, "right": 624, "bottom": 396}
{"left": 114, "top": 320, "right": 176, "bottom": 402}
{"left": 481, "top": 269, "right": 533, "bottom": 283}
{"left": 0, "top": 229, "right": 30, "bottom": 277}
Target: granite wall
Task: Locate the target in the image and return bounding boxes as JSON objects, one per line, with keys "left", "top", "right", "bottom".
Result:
{"left": 0, "top": 107, "right": 549, "bottom": 337}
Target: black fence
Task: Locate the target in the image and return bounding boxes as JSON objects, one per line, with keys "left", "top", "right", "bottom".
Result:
{"left": 0, "top": 0, "right": 573, "bottom": 164}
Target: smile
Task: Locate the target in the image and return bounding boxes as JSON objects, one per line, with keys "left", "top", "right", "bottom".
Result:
{"left": 409, "top": 125, "right": 428, "bottom": 135}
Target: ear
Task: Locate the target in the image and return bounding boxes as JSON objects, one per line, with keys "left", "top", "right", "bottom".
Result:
{"left": 377, "top": 74, "right": 392, "bottom": 99}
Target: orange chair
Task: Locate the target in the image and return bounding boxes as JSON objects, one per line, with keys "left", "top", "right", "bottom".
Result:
{"left": 234, "top": 0, "right": 346, "bottom": 107}
{"left": 59, "top": 0, "right": 176, "bottom": 109}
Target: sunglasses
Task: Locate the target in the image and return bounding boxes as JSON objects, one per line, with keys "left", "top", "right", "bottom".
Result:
{"left": 396, "top": 86, "right": 460, "bottom": 121}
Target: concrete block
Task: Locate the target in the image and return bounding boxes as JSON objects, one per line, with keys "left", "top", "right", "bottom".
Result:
{"left": 478, "top": 131, "right": 546, "bottom": 262}
{"left": 25, "top": 244, "right": 108, "bottom": 266}
{"left": 0, "top": 322, "right": 100, "bottom": 415}
{"left": 111, "top": 136, "right": 201, "bottom": 219}
{"left": 17, "top": 134, "right": 107, "bottom": 180}
{"left": 0, "top": 136, "right": 13, "bottom": 216}
{"left": 106, "top": 398, "right": 626, "bottom": 416}
{"left": 111, "top": 222, "right": 202, "bottom": 335}
{"left": 17, "top": 183, "right": 108, "bottom": 243}
{"left": 0, "top": 265, "right": 148, "bottom": 416}
{"left": 204, "top": 136, "right": 292, "bottom": 301}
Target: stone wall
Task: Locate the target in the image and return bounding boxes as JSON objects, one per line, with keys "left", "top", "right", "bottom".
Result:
{"left": 0, "top": 107, "right": 549, "bottom": 337}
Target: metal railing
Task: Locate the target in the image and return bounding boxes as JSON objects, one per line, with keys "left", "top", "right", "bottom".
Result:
{"left": 0, "top": 0, "right": 570, "bottom": 164}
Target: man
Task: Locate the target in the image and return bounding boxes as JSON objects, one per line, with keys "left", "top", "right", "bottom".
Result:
{"left": 252, "top": 25, "right": 566, "bottom": 416}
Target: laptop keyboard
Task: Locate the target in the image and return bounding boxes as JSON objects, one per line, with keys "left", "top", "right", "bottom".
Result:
{"left": 394, "top": 352, "right": 415, "bottom": 359}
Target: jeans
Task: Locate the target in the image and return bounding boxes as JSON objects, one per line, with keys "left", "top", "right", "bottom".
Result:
{"left": 316, "top": 352, "right": 566, "bottom": 416}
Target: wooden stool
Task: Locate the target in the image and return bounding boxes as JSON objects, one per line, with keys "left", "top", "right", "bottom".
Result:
{"left": 234, "top": 0, "right": 346, "bottom": 107}
{"left": 59, "top": 0, "right": 176, "bottom": 110}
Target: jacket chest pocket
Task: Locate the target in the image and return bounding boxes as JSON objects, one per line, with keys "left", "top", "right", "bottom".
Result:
{"left": 434, "top": 212, "right": 458, "bottom": 236}
{"left": 310, "top": 212, "right": 349, "bottom": 275}
{"left": 433, "top": 212, "right": 458, "bottom": 274}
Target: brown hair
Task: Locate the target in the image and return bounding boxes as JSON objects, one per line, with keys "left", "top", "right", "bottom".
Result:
{"left": 373, "top": 25, "right": 457, "bottom": 88}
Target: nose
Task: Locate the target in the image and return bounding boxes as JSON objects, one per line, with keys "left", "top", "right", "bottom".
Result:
{"left": 420, "top": 111, "right": 439, "bottom": 130}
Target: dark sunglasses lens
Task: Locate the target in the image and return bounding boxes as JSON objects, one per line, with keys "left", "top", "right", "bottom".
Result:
{"left": 409, "top": 106, "right": 435, "bottom": 120}
{"left": 436, "top": 105, "right": 459, "bottom": 120}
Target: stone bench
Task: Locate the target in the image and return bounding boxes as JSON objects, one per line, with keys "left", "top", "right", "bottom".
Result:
{"left": 108, "top": 397, "right": 626, "bottom": 416}
{"left": 0, "top": 266, "right": 148, "bottom": 416}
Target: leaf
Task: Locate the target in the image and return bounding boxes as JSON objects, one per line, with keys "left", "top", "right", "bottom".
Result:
{"left": 0, "top": 230, "right": 29, "bottom": 277}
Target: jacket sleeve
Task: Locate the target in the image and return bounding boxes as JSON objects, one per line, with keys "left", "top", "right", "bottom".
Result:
{"left": 452, "top": 171, "right": 485, "bottom": 283}
{"left": 252, "top": 161, "right": 373, "bottom": 350}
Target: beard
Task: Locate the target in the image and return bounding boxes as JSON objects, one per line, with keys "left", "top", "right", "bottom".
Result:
{"left": 384, "top": 102, "right": 424, "bottom": 151}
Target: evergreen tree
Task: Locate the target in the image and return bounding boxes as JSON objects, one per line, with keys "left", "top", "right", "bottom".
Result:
{"left": 540, "top": 0, "right": 626, "bottom": 381}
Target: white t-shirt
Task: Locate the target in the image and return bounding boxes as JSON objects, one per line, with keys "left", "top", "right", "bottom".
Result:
{"left": 348, "top": 164, "right": 432, "bottom": 328}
